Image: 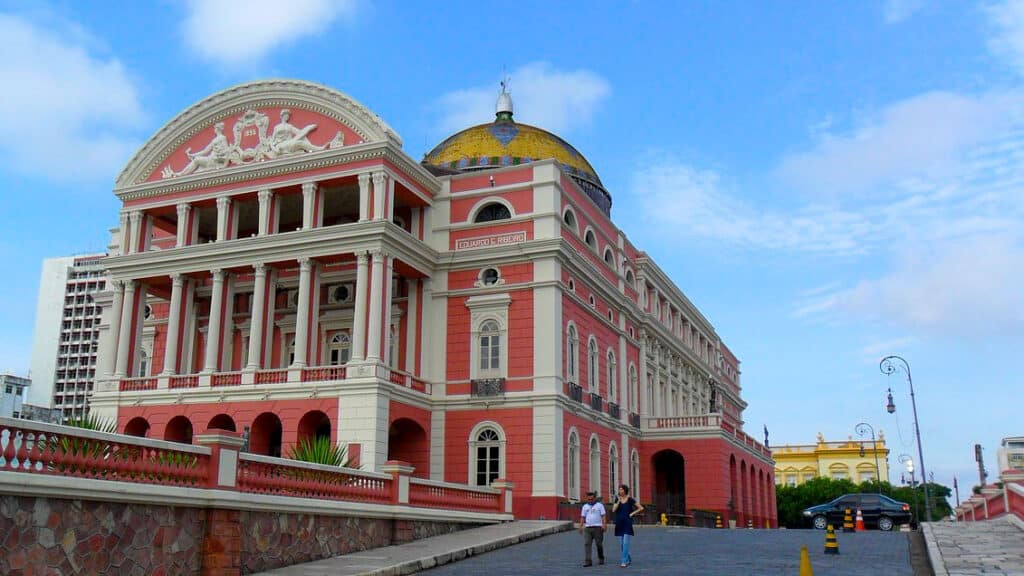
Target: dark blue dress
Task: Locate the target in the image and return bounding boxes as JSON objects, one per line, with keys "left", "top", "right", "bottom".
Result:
{"left": 614, "top": 497, "right": 637, "bottom": 536}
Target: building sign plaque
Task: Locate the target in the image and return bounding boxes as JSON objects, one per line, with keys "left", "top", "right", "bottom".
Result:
{"left": 455, "top": 231, "right": 527, "bottom": 251}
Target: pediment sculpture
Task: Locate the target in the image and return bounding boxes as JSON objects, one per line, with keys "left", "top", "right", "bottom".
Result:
{"left": 161, "top": 108, "right": 345, "bottom": 178}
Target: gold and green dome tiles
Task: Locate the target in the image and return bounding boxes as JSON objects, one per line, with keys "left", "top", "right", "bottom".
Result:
{"left": 423, "top": 121, "right": 603, "bottom": 186}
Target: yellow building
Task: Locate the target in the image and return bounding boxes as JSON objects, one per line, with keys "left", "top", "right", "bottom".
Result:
{"left": 774, "top": 432, "right": 890, "bottom": 486}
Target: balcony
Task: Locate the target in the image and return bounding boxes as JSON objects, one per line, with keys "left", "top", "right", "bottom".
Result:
{"left": 568, "top": 382, "right": 584, "bottom": 403}
{"left": 629, "top": 412, "right": 640, "bottom": 428}
{"left": 607, "top": 402, "right": 621, "bottom": 419}
{"left": 644, "top": 413, "right": 722, "bottom": 430}
{"left": 471, "top": 378, "right": 505, "bottom": 397}
{"left": 589, "top": 392, "right": 603, "bottom": 412}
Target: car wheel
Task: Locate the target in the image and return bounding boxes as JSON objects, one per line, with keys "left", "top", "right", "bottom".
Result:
{"left": 812, "top": 515, "right": 828, "bottom": 530}
{"left": 878, "top": 516, "right": 894, "bottom": 531}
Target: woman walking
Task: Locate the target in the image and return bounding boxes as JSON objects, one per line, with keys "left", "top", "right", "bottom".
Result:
{"left": 612, "top": 484, "right": 644, "bottom": 567}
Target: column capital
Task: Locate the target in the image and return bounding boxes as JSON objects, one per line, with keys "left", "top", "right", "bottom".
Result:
{"left": 110, "top": 279, "right": 124, "bottom": 290}
{"left": 128, "top": 210, "right": 143, "bottom": 223}
{"left": 370, "top": 248, "right": 387, "bottom": 261}
{"left": 355, "top": 250, "right": 369, "bottom": 265}
{"left": 176, "top": 202, "right": 192, "bottom": 215}
{"left": 216, "top": 196, "right": 231, "bottom": 209}
{"left": 253, "top": 262, "right": 267, "bottom": 276}
{"left": 301, "top": 181, "right": 317, "bottom": 196}
{"left": 358, "top": 172, "right": 372, "bottom": 187}
{"left": 123, "top": 279, "right": 138, "bottom": 292}
{"left": 297, "top": 257, "right": 314, "bottom": 271}
{"left": 372, "top": 172, "right": 388, "bottom": 186}
{"left": 258, "top": 189, "right": 273, "bottom": 202}
{"left": 211, "top": 268, "right": 226, "bottom": 282}
{"left": 170, "top": 273, "right": 185, "bottom": 287}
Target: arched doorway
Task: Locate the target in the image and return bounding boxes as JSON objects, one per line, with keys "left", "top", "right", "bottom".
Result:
{"left": 124, "top": 417, "right": 150, "bottom": 437}
{"left": 250, "top": 412, "right": 282, "bottom": 457}
{"left": 729, "top": 455, "right": 738, "bottom": 523}
{"left": 297, "top": 410, "right": 332, "bottom": 442}
{"left": 164, "top": 416, "right": 193, "bottom": 444}
{"left": 207, "top": 414, "right": 236, "bottom": 432}
{"left": 387, "top": 418, "right": 429, "bottom": 477}
{"left": 652, "top": 449, "right": 686, "bottom": 514}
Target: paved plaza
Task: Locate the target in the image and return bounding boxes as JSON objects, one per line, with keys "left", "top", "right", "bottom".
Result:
{"left": 925, "top": 519, "right": 1024, "bottom": 576}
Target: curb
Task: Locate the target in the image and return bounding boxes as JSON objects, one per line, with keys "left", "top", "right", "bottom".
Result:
{"left": 358, "top": 521, "right": 574, "bottom": 576}
{"left": 920, "top": 523, "right": 949, "bottom": 576}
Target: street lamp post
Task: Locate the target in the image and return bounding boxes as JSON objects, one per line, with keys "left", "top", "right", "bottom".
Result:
{"left": 880, "top": 355, "right": 932, "bottom": 523}
{"left": 856, "top": 422, "right": 881, "bottom": 494}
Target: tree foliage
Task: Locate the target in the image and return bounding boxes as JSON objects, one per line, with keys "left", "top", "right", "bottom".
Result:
{"left": 287, "top": 436, "right": 358, "bottom": 468}
{"left": 775, "top": 477, "right": 953, "bottom": 528}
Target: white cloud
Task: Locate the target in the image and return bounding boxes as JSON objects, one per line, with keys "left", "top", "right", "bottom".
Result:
{"left": 778, "top": 91, "right": 1024, "bottom": 199}
{"left": 987, "top": 0, "right": 1024, "bottom": 76}
{"left": 799, "top": 236, "right": 1024, "bottom": 337}
{"left": 884, "top": 0, "right": 924, "bottom": 23}
{"left": 0, "top": 15, "right": 145, "bottom": 181}
{"left": 627, "top": 154, "right": 875, "bottom": 255}
{"left": 182, "top": 0, "right": 357, "bottom": 65}
{"left": 434, "top": 62, "right": 610, "bottom": 136}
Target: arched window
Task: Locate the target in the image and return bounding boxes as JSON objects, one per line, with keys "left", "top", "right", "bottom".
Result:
{"left": 469, "top": 425, "right": 504, "bottom": 487}
{"left": 625, "top": 270, "right": 635, "bottom": 288}
{"left": 609, "top": 443, "right": 619, "bottom": 500}
{"left": 631, "top": 450, "right": 640, "bottom": 498}
{"left": 587, "top": 337, "right": 599, "bottom": 393}
{"left": 563, "top": 208, "right": 577, "bottom": 231}
{"left": 329, "top": 332, "right": 351, "bottom": 365}
{"left": 137, "top": 350, "right": 149, "bottom": 377}
{"left": 474, "top": 202, "right": 511, "bottom": 223}
{"left": 479, "top": 320, "right": 500, "bottom": 374}
{"left": 629, "top": 364, "right": 638, "bottom": 413}
{"left": 604, "top": 248, "right": 615, "bottom": 267}
{"left": 584, "top": 229, "right": 597, "bottom": 250}
{"left": 568, "top": 430, "right": 581, "bottom": 501}
{"left": 566, "top": 324, "right": 579, "bottom": 383}
{"left": 606, "top": 350, "right": 617, "bottom": 402}
{"left": 589, "top": 435, "right": 601, "bottom": 494}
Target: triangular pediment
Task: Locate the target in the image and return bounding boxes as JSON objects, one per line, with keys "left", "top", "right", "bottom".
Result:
{"left": 117, "top": 79, "right": 401, "bottom": 188}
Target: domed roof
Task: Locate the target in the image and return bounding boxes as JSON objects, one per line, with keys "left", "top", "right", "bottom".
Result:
{"left": 423, "top": 86, "right": 611, "bottom": 215}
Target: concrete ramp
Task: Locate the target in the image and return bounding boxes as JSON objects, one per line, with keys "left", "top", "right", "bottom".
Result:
{"left": 252, "top": 520, "right": 573, "bottom": 576}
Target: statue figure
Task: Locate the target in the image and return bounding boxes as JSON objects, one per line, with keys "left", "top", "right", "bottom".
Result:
{"left": 268, "top": 109, "right": 325, "bottom": 157}
{"left": 162, "top": 122, "right": 237, "bottom": 178}
{"left": 817, "top": 432, "right": 825, "bottom": 445}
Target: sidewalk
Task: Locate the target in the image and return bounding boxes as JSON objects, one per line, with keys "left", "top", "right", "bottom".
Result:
{"left": 250, "top": 520, "right": 573, "bottom": 576}
{"left": 923, "top": 518, "right": 1024, "bottom": 576}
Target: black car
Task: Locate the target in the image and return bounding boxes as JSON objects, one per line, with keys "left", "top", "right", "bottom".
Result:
{"left": 802, "top": 493, "right": 912, "bottom": 531}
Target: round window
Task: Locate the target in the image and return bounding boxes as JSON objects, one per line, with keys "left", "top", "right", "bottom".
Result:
{"left": 333, "top": 285, "right": 350, "bottom": 302}
{"left": 481, "top": 268, "right": 500, "bottom": 286}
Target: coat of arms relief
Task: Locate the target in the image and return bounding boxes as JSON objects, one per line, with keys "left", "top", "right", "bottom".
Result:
{"left": 161, "top": 108, "right": 345, "bottom": 178}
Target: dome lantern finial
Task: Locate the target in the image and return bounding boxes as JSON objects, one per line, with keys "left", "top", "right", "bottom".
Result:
{"left": 496, "top": 77, "right": 513, "bottom": 122}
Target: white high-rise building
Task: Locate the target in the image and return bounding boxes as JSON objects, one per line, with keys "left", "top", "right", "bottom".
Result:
{"left": 29, "top": 254, "right": 107, "bottom": 422}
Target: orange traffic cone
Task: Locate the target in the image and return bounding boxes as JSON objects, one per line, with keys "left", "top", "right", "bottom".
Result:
{"left": 855, "top": 509, "right": 865, "bottom": 532}
{"left": 799, "top": 545, "right": 814, "bottom": 576}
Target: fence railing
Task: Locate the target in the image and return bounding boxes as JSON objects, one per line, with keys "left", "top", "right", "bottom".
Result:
{"left": 237, "top": 453, "right": 392, "bottom": 504}
{"left": 408, "top": 477, "right": 502, "bottom": 513}
{"left": 211, "top": 372, "right": 242, "bottom": 387}
{"left": 119, "top": 377, "right": 158, "bottom": 391}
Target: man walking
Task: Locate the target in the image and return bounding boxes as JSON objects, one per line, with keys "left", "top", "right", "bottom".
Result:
{"left": 580, "top": 491, "right": 607, "bottom": 567}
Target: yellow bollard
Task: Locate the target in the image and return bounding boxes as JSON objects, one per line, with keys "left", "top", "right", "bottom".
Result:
{"left": 842, "top": 508, "right": 854, "bottom": 533}
{"left": 824, "top": 524, "right": 840, "bottom": 555}
{"left": 765, "top": 519, "right": 771, "bottom": 529}
{"left": 715, "top": 514, "right": 723, "bottom": 529}
{"left": 660, "top": 512, "right": 667, "bottom": 526}
{"left": 799, "top": 545, "right": 814, "bottom": 576}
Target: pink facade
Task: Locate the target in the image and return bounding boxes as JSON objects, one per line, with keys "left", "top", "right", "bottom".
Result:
{"left": 91, "top": 79, "right": 774, "bottom": 523}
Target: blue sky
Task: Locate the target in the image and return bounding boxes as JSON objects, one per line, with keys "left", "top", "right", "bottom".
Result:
{"left": 2, "top": 0, "right": 1022, "bottom": 496}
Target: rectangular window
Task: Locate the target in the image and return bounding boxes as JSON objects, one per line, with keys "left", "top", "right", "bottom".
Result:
{"left": 785, "top": 474, "right": 798, "bottom": 487}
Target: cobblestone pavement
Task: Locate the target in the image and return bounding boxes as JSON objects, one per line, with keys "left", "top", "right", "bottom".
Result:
{"left": 422, "top": 526, "right": 914, "bottom": 576}
{"left": 925, "top": 519, "right": 1024, "bottom": 576}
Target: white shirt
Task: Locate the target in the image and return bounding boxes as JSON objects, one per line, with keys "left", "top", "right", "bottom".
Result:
{"left": 581, "top": 501, "right": 606, "bottom": 527}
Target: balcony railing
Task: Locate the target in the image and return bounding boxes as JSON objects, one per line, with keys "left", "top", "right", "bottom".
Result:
{"left": 471, "top": 378, "right": 505, "bottom": 397}
{"left": 168, "top": 375, "right": 199, "bottom": 389}
{"left": 387, "top": 368, "right": 431, "bottom": 394}
{"left": 568, "top": 382, "right": 583, "bottom": 403}
{"left": 645, "top": 414, "right": 722, "bottom": 429}
{"left": 119, "top": 377, "right": 157, "bottom": 391}
{"left": 607, "top": 402, "right": 621, "bottom": 419}
{"left": 589, "top": 392, "right": 603, "bottom": 412}
{"left": 253, "top": 369, "right": 288, "bottom": 384}
{"left": 211, "top": 372, "right": 242, "bottom": 387}
{"left": 301, "top": 366, "right": 346, "bottom": 382}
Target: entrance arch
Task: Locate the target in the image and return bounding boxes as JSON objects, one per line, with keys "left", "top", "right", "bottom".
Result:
{"left": 250, "top": 412, "right": 283, "bottom": 457}
{"left": 297, "top": 410, "right": 332, "bottom": 442}
{"left": 652, "top": 449, "right": 686, "bottom": 514}
{"left": 387, "top": 417, "right": 429, "bottom": 477}
{"left": 207, "top": 413, "right": 236, "bottom": 432}
{"left": 164, "top": 416, "right": 193, "bottom": 444}
{"left": 124, "top": 417, "right": 150, "bottom": 437}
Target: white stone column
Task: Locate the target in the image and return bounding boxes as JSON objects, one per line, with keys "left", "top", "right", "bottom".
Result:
{"left": 162, "top": 274, "right": 185, "bottom": 375}
{"left": 246, "top": 263, "right": 268, "bottom": 370}
{"left": 372, "top": 172, "right": 388, "bottom": 220}
{"left": 257, "top": 189, "right": 273, "bottom": 236}
{"left": 358, "top": 173, "right": 371, "bottom": 222}
{"left": 203, "top": 269, "right": 226, "bottom": 372}
{"left": 100, "top": 280, "right": 125, "bottom": 379}
{"left": 128, "top": 211, "right": 143, "bottom": 254}
{"left": 301, "top": 182, "right": 317, "bottom": 230}
{"left": 291, "top": 258, "right": 313, "bottom": 368}
{"left": 117, "top": 212, "right": 130, "bottom": 255}
{"left": 114, "top": 280, "right": 136, "bottom": 377}
{"left": 175, "top": 204, "right": 192, "bottom": 248}
{"left": 404, "top": 279, "right": 419, "bottom": 373}
{"left": 216, "top": 197, "right": 231, "bottom": 242}
{"left": 381, "top": 255, "right": 395, "bottom": 366}
{"left": 366, "top": 250, "right": 385, "bottom": 361}
{"left": 351, "top": 251, "right": 369, "bottom": 361}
